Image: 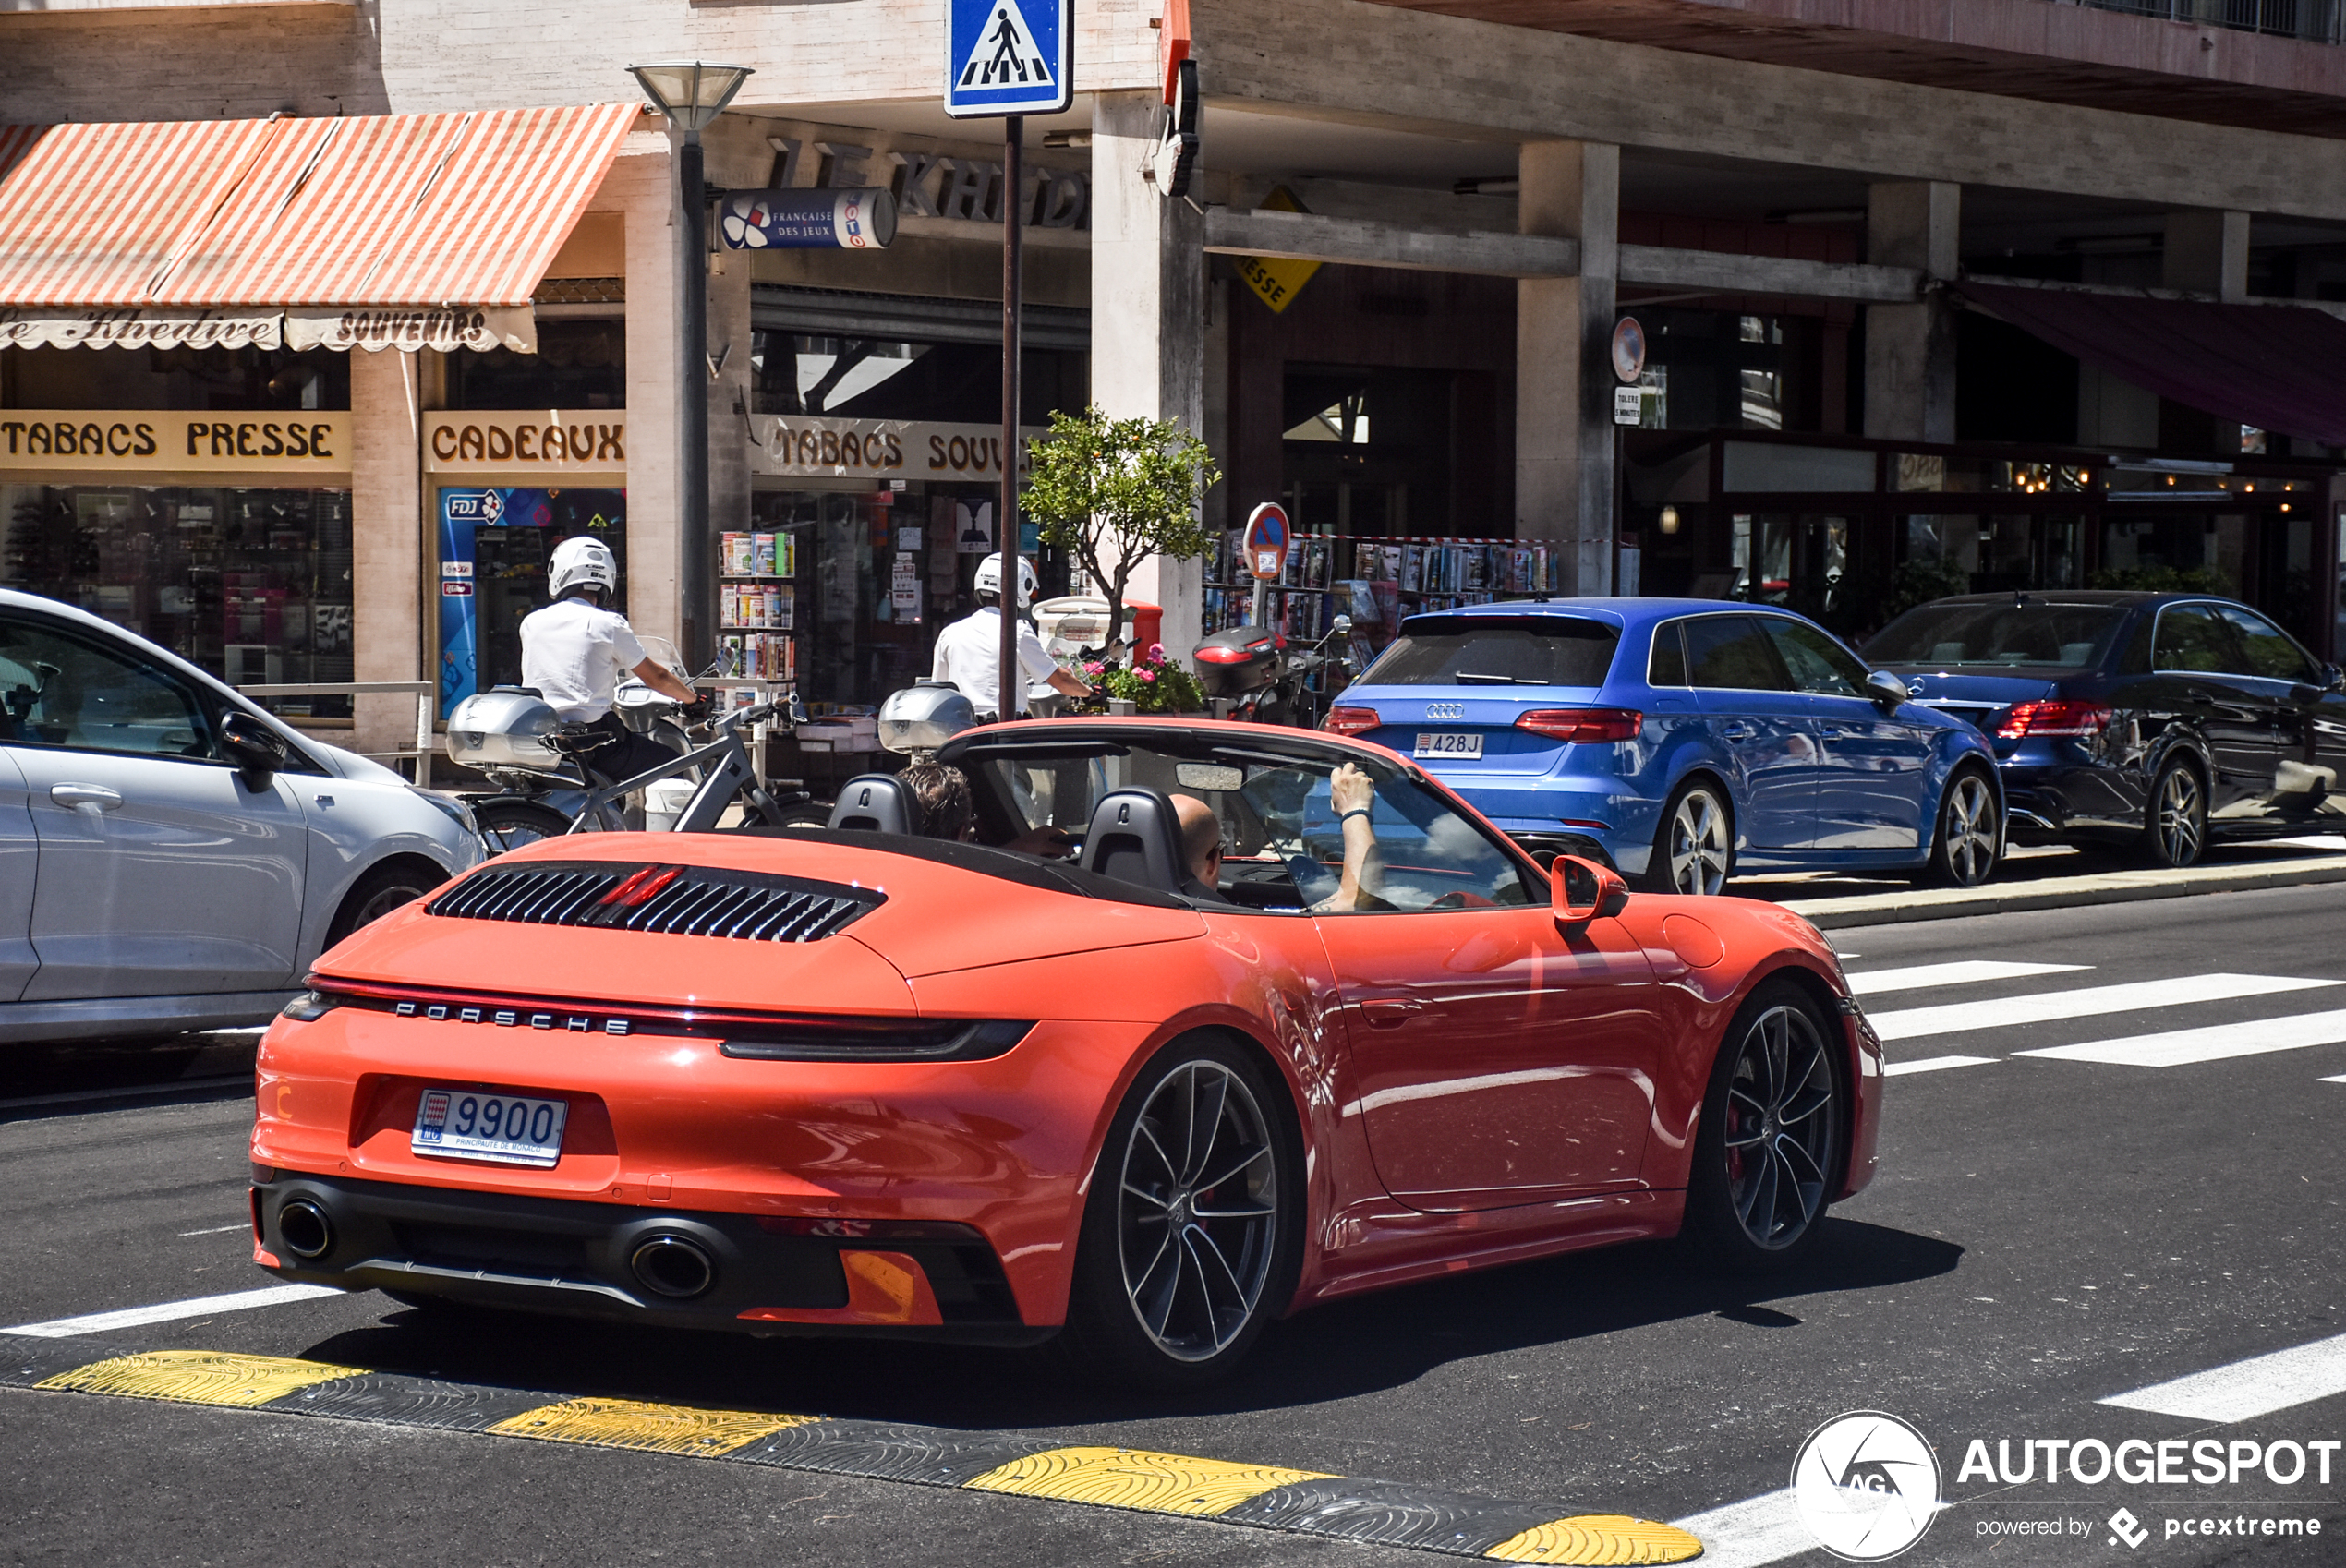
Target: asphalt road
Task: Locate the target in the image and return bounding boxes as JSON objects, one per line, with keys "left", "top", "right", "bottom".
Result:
{"left": 5, "top": 884, "right": 2342, "bottom": 1567}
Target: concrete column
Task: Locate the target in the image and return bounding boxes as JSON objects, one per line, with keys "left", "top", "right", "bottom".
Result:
{"left": 2164, "top": 210, "right": 2250, "bottom": 302}
{"left": 1516, "top": 139, "right": 1617, "bottom": 596}
{"left": 1090, "top": 90, "right": 1205, "bottom": 657}
{"left": 350, "top": 346, "right": 422, "bottom": 765}
{"left": 2159, "top": 210, "right": 2252, "bottom": 453}
{"left": 1864, "top": 181, "right": 1961, "bottom": 443}
{"left": 616, "top": 143, "right": 681, "bottom": 650}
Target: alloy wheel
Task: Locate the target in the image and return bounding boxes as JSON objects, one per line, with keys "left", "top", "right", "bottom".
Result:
{"left": 1116, "top": 1062, "right": 1280, "bottom": 1362}
{"left": 1667, "top": 790, "right": 1732, "bottom": 895}
{"left": 1941, "top": 773, "right": 1999, "bottom": 886}
{"left": 2155, "top": 765, "right": 2204, "bottom": 865}
{"left": 1721, "top": 1004, "right": 1836, "bottom": 1250}
{"left": 347, "top": 883, "right": 428, "bottom": 930}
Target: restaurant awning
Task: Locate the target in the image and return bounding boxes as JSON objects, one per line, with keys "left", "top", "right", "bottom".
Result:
{"left": 0, "top": 103, "right": 641, "bottom": 355}
{"left": 1955, "top": 281, "right": 2346, "bottom": 451}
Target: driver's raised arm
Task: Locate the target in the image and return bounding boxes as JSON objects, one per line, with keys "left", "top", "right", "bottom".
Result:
{"left": 1323, "top": 762, "right": 1385, "bottom": 911}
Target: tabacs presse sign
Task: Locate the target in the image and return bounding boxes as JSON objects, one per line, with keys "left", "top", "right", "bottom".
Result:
{"left": 0, "top": 410, "right": 352, "bottom": 474}
{"left": 944, "top": 0, "right": 1072, "bottom": 118}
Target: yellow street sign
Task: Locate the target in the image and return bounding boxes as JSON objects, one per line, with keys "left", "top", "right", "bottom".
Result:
{"left": 1235, "top": 186, "right": 1320, "bottom": 314}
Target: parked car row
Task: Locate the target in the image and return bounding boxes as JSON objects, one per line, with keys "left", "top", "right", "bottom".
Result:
{"left": 1326, "top": 589, "right": 2346, "bottom": 889}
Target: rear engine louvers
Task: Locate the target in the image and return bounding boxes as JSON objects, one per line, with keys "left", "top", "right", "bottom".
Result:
{"left": 425, "top": 861, "right": 881, "bottom": 942}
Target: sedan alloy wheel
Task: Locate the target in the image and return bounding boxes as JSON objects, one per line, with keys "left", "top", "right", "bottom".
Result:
{"left": 1662, "top": 787, "right": 1733, "bottom": 896}
{"left": 2148, "top": 759, "right": 2207, "bottom": 868}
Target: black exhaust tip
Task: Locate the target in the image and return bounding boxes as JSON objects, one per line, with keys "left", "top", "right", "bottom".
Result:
{"left": 278, "top": 1199, "right": 334, "bottom": 1260}
{"left": 630, "top": 1234, "right": 715, "bottom": 1299}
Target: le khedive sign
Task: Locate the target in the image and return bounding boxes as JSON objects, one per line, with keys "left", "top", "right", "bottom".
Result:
{"left": 0, "top": 410, "right": 353, "bottom": 474}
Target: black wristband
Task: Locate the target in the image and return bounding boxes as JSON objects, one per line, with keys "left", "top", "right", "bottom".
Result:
{"left": 1340, "top": 807, "right": 1373, "bottom": 825}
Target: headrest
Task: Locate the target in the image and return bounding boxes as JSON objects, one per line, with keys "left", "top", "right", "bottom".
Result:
{"left": 828, "top": 774, "right": 915, "bottom": 835}
{"left": 1078, "top": 788, "right": 1189, "bottom": 896}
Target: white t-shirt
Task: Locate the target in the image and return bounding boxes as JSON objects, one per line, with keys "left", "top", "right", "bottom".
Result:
{"left": 931, "top": 606, "right": 1058, "bottom": 716}
{"left": 520, "top": 596, "right": 647, "bottom": 722}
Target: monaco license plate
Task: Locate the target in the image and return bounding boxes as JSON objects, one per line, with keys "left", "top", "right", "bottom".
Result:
{"left": 1414, "top": 731, "right": 1483, "bottom": 759}
{"left": 412, "top": 1088, "right": 568, "bottom": 1167}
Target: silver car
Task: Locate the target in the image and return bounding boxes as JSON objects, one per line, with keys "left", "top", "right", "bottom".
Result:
{"left": 0, "top": 589, "right": 483, "bottom": 1043}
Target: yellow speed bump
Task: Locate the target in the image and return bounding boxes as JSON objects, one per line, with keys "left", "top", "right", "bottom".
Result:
{"left": 36, "top": 1350, "right": 362, "bottom": 1409}
{"left": 964, "top": 1445, "right": 1336, "bottom": 1517}
{"left": 1485, "top": 1514, "right": 1705, "bottom": 1565}
{"left": 487, "top": 1396, "right": 818, "bottom": 1456}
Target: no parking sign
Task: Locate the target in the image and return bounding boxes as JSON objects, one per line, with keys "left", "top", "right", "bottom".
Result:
{"left": 1242, "top": 502, "right": 1290, "bottom": 581}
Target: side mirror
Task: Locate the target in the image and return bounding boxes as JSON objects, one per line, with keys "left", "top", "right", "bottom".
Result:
{"left": 1551, "top": 853, "right": 1629, "bottom": 929}
{"left": 2326, "top": 664, "right": 2346, "bottom": 694}
{"left": 1331, "top": 613, "right": 1353, "bottom": 634}
{"left": 218, "top": 709, "right": 290, "bottom": 779}
{"left": 1864, "top": 669, "right": 1909, "bottom": 711}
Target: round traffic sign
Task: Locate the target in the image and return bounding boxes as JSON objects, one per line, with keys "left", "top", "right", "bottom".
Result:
{"left": 1612, "top": 317, "right": 1647, "bottom": 384}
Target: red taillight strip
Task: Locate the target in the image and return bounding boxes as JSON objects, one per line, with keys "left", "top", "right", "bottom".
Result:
{"left": 1996, "top": 700, "right": 2112, "bottom": 738}
{"left": 1324, "top": 706, "right": 1381, "bottom": 737}
{"left": 1516, "top": 708, "right": 1643, "bottom": 742}
{"left": 304, "top": 976, "right": 905, "bottom": 1035}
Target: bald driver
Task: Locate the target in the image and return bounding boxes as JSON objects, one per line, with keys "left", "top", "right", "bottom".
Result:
{"left": 1172, "top": 763, "right": 1383, "bottom": 911}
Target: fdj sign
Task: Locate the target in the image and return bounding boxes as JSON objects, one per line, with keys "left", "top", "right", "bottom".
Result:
{"left": 944, "top": 0, "right": 1072, "bottom": 117}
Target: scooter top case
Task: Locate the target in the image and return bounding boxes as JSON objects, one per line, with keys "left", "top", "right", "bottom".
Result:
{"left": 1192, "top": 626, "right": 1283, "bottom": 698}
{"left": 446, "top": 686, "right": 564, "bottom": 773}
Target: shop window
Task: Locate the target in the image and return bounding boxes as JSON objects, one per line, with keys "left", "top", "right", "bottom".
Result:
{"left": 446, "top": 320, "right": 624, "bottom": 410}
{"left": 1, "top": 485, "right": 353, "bottom": 710}
{"left": 748, "top": 331, "right": 1083, "bottom": 425}
{"left": 1280, "top": 367, "right": 1454, "bottom": 537}
{"left": 432, "top": 488, "right": 628, "bottom": 714}
{"left": 0, "top": 344, "right": 347, "bottom": 412}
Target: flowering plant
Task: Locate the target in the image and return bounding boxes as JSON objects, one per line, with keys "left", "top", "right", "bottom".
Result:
{"left": 1087, "top": 644, "right": 1203, "bottom": 714}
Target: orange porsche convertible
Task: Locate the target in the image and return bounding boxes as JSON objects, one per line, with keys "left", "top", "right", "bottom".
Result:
{"left": 251, "top": 717, "right": 1881, "bottom": 1386}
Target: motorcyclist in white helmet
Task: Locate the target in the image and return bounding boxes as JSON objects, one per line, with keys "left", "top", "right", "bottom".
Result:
{"left": 520, "top": 535, "right": 703, "bottom": 784}
{"left": 930, "top": 552, "right": 1090, "bottom": 721}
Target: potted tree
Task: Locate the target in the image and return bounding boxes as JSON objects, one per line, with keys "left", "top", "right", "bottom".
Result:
{"left": 1022, "top": 405, "right": 1219, "bottom": 705}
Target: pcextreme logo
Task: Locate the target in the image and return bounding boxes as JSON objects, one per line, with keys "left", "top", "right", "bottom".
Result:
{"left": 1792, "top": 1412, "right": 1943, "bottom": 1561}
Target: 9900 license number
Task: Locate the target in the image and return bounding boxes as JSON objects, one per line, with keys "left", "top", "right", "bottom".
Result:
{"left": 412, "top": 1087, "right": 568, "bottom": 1168}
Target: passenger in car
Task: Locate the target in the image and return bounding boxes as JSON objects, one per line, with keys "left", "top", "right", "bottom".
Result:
{"left": 1175, "top": 763, "right": 1385, "bottom": 911}
{"left": 901, "top": 760, "right": 1079, "bottom": 859}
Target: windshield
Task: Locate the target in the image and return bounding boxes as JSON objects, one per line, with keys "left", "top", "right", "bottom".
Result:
{"left": 1863, "top": 602, "right": 2127, "bottom": 669}
{"left": 1359, "top": 617, "right": 1620, "bottom": 688}
{"left": 964, "top": 738, "right": 1533, "bottom": 913}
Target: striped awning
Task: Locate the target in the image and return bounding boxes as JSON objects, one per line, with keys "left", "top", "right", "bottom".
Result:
{"left": 0, "top": 103, "right": 642, "bottom": 353}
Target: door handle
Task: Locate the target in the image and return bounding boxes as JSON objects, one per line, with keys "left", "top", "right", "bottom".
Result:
{"left": 49, "top": 783, "right": 123, "bottom": 812}
{"left": 1360, "top": 999, "right": 1424, "bottom": 1029}
{"left": 1720, "top": 724, "right": 1754, "bottom": 742}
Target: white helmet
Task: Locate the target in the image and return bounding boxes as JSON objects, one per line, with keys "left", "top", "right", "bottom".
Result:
{"left": 548, "top": 535, "right": 618, "bottom": 600}
{"left": 974, "top": 551, "right": 1037, "bottom": 609}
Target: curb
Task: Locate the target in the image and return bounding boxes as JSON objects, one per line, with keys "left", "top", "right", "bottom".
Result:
{"left": 1782, "top": 856, "right": 2346, "bottom": 931}
{"left": 0, "top": 1336, "right": 1703, "bottom": 1565}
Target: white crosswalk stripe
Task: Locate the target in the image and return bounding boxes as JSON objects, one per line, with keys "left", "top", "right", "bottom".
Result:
{"left": 1864, "top": 973, "right": 2341, "bottom": 1043}
{"left": 2101, "top": 1333, "right": 2346, "bottom": 1423}
{"left": 1882, "top": 1055, "right": 1996, "bottom": 1077}
{"left": 1, "top": 1284, "right": 342, "bottom": 1338}
{"left": 1668, "top": 1489, "right": 1812, "bottom": 1568}
{"left": 2016, "top": 1007, "right": 2346, "bottom": 1067}
{"left": 1844, "top": 960, "right": 2087, "bottom": 995}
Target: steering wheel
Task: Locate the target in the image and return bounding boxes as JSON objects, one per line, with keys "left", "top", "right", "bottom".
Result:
{"left": 1428, "top": 889, "right": 1500, "bottom": 911}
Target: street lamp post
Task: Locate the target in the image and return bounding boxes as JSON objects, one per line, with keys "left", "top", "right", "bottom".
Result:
{"left": 627, "top": 62, "right": 754, "bottom": 671}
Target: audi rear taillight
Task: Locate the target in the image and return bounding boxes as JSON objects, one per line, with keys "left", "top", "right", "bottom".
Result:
{"left": 1996, "top": 700, "right": 2111, "bottom": 738}
{"left": 1516, "top": 708, "right": 1643, "bottom": 742}
{"left": 1324, "top": 706, "right": 1382, "bottom": 737}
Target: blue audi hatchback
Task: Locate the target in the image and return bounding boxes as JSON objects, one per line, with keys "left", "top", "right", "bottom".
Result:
{"left": 1324, "top": 599, "right": 2004, "bottom": 892}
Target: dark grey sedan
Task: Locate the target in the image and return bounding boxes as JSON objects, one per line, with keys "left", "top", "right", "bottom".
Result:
{"left": 1864, "top": 591, "right": 2346, "bottom": 867}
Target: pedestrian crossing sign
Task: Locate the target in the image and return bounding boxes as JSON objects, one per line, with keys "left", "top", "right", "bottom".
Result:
{"left": 945, "top": 0, "right": 1073, "bottom": 118}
